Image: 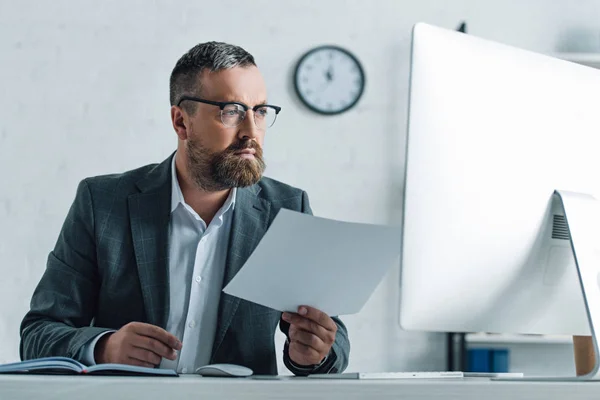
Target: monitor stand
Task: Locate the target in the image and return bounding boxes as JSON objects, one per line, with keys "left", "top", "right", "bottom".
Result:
{"left": 497, "top": 190, "right": 600, "bottom": 381}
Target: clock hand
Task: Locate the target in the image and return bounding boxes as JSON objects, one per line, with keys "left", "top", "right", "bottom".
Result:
{"left": 317, "top": 66, "right": 334, "bottom": 92}
{"left": 325, "top": 65, "right": 334, "bottom": 82}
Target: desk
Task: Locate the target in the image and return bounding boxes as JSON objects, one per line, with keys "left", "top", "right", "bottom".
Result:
{"left": 1, "top": 375, "right": 598, "bottom": 400}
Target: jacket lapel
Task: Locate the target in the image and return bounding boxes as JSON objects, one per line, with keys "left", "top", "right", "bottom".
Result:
{"left": 128, "top": 154, "right": 173, "bottom": 329}
{"left": 211, "top": 184, "right": 271, "bottom": 360}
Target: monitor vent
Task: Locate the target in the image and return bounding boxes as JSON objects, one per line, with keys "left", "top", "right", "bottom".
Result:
{"left": 552, "top": 215, "right": 570, "bottom": 240}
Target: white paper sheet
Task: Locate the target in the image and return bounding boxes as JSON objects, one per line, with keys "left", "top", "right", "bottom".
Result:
{"left": 223, "top": 209, "right": 401, "bottom": 316}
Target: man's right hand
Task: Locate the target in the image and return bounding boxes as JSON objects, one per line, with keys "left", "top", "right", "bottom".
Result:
{"left": 94, "top": 322, "right": 183, "bottom": 367}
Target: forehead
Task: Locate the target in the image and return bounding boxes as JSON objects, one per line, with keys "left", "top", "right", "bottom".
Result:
{"left": 200, "top": 66, "right": 267, "bottom": 105}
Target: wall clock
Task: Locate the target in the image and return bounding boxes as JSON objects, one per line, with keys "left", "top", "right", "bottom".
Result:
{"left": 293, "top": 45, "right": 366, "bottom": 115}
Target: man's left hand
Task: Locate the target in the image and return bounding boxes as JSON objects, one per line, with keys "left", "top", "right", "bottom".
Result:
{"left": 282, "top": 306, "right": 337, "bottom": 366}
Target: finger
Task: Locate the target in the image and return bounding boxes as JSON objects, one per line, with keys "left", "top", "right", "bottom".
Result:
{"left": 283, "top": 314, "right": 333, "bottom": 343}
{"left": 131, "top": 323, "right": 182, "bottom": 350}
{"left": 297, "top": 306, "right": 337, "bottom": 331}
{"left": 289, "top": 341, "right": 322, "bottom": 365}
{"left": 289, "top": 328, "right": 328, "bottom": 354}
{"left": 131, "top": 335, "right": 178, "bottom": 360}
{"left": 128, "top": 346, "right": 162, "bottom": 365}
{"left": 133, "top": 323, "right": 182, "bottom": 350}
{"left": 126, "top": 356, "right": 156, "bottom": 369}
{"left": 288, "top": 324, "right": 298, "bottom": 339}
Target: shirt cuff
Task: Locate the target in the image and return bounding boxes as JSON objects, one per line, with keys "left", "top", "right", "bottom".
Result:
{"left": 80, "top": 330, "right": 116, "bottom": 366}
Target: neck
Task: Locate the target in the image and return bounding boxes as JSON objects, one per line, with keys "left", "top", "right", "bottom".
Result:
{"left": 175, "top": 153, "right": 231, "bottom": 225}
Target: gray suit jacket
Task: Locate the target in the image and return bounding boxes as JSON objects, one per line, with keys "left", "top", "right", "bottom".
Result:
{"left": 19, "top": 154, "right": 350, "bottom": 375}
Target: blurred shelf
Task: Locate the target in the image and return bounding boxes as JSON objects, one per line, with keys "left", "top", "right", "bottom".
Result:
{"left": 553, "top": 52, "right": 600, "bottom": 69}
{"left": 465, "top": 333, "right": 573, "bottom": 345}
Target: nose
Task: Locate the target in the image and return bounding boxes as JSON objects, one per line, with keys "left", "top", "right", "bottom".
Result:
{"left": 237, "top": 110, "right": 261, "bottom": 141}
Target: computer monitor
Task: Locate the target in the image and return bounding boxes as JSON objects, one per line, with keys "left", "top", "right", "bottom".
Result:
{"left": 399, "top": 23, "right": 600, "bottom": 376}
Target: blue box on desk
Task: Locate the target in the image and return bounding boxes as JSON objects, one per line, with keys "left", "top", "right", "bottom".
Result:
{"left": 467, "top": 349, "right": 490, "bottom": 372}
{"left": 491, "top": 349, "right": 509, "bottom": 372}
{"left": 467, "top": 349, "right": 509, "bottom": 372}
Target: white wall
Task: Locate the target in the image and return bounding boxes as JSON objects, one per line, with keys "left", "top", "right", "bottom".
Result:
{"left": 2, "top": 0, "right": 600, "bottom": 373}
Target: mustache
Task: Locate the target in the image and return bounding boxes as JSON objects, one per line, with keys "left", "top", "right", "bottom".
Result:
{"left": 226, "top": 140, "right": 262, "bottom": 153}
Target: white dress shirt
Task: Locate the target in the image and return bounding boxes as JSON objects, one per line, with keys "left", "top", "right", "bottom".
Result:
{"left": 82, "top": 154, "right": 236, "bottom": 374}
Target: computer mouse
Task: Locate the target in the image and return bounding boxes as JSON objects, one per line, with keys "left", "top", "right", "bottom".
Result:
{"left": 195, "top": 363, "right": 253, "bottom": 378}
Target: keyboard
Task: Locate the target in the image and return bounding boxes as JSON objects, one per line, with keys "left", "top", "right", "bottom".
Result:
{"left": 308, "top": 371, "right": 464, "bottom": 380}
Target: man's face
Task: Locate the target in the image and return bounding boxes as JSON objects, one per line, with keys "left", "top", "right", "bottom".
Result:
{"left": 182, "top": 66, "right": 268, "bottom": 191}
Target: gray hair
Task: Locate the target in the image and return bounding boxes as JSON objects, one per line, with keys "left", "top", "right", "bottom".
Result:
{"left": 169, "top": 41, "right": 256, "bottom": 113}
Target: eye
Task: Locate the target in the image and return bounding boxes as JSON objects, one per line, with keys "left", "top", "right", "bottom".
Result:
{"left": 256, "top": 107, "right": 269, "bottom": 117}
{"left": 222, "top": 105, "right": 242, "bottom": 117}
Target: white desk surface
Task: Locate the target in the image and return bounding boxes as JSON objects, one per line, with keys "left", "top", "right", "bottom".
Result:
{"left": 1, "top": 375, "right": 599, "bottom": 400}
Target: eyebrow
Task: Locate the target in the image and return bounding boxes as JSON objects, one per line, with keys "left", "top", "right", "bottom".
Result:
{"left": 225, "top": 99, "right": 269, "bottom": 106}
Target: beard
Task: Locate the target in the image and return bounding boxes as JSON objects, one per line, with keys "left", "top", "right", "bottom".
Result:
{"left": 186, "top": 137, "right": 266, "bottom": 192}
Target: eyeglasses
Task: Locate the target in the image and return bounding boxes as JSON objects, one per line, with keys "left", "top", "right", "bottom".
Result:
{"left": 177, "top": 96, "right": 281, "bottom": 130}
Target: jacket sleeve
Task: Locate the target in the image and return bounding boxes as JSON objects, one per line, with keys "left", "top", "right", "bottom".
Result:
{"left": 280, "top": 190, "right": 351, "bottom": 376}
{"left": 20, "top": 179, "right": 112, "bottom": 362}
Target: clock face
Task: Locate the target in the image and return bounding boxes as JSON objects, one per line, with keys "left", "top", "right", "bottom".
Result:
{"left": 294, "top": 45, "right": 365, "bottom": 115}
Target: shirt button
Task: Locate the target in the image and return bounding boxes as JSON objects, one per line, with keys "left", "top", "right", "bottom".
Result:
{"left": 181, "top": 368, "right": 188, "bottom": 374}
{"left": 195, "top": 276, "right": 202, "bottom": 283}
{"left": 188, "top": 320, "right": 196, "bottom": 328}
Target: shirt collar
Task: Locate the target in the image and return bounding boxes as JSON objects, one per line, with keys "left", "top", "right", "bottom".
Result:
{"left": 170, "top": 153, "right": 236, "bottom": 214}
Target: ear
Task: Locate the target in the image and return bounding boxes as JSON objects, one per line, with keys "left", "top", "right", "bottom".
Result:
{"left": 171, "top": 105, "right": 189, "bottom": 141}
